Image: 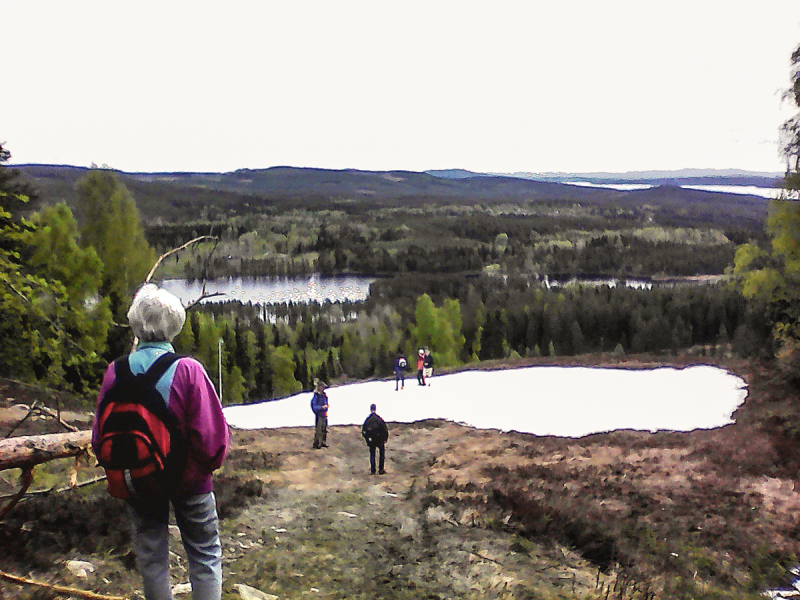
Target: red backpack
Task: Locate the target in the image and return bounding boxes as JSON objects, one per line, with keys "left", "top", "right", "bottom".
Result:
{"left": 95, "top": 353, "right": 187, "bottom": 499}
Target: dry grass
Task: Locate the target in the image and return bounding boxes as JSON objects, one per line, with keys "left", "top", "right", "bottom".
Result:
{"left": 1, "top": 358, "right": 799, "bottom": 599}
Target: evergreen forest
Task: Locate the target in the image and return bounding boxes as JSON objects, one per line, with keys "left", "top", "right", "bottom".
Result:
{"left": 3, "top": 42, "right": 800, "bottom": 409}
{"left": 2, "top": 142, "right": 795, "bottom": 408}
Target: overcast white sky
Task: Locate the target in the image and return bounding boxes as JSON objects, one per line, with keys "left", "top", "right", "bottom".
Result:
{"left": 2, "top": 2, "right": 799, "bottom": 174}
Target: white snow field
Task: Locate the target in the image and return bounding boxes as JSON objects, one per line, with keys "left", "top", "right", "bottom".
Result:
{"left": 224, "top": 365, "right": 748, "bottom": 438}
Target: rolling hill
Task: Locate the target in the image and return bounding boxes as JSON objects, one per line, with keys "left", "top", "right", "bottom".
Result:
{"left": 13, "top": 164, "right": 772, "bottom": 228}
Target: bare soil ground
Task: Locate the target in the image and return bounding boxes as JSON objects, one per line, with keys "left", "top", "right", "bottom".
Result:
{"left": 1, "top": 359, "right": 799, "bottom": 599}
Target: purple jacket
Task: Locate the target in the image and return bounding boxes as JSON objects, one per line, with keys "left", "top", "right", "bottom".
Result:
{"left": 91, "top": 343, "right": 230, "bottom": 496}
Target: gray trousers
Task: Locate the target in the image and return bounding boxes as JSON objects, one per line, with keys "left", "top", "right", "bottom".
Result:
{"left": 314, "top": 412, "right": 328, "bottom": 447}
{"left": 128, "top": 492, "right": 222, "bottom": 600}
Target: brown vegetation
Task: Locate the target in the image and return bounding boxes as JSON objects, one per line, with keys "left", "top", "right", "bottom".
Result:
{"left": 1, "top": 359, "right": 799, "bottom": 599}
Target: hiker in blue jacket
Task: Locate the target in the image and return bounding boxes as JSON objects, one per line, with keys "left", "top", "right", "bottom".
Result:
{"left": 311, "top": 381, "right": 329, "bottom": 449}
{"left": 393, "top": 354, "right": 407, "bottom": 391}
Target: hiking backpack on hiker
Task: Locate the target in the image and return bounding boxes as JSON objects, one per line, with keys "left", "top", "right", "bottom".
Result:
{"left": 363, "top": 415, "right": 387, "bottom": 445}
{"left": 95, "top": 353, "right": 187, "bottom": 499}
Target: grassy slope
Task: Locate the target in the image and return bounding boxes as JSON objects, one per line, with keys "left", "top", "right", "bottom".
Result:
{"left": 1, "top": 356, "right": 798, "bottom": 599}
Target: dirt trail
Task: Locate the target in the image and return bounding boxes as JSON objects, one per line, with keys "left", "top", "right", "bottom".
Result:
{"left": 216, "top": 422, "right": 602, "bottom": 600}
{"left": 3, "top": 362, "right": 800, "bottom": 599}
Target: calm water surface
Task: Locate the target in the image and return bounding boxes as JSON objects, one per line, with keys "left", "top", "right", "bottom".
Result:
{"left": 160, "top": 275, "right": 375, "bottom": 306}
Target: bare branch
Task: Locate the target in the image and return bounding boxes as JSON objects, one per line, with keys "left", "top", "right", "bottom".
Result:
{"left": 132, "top": 235, "right": 222, "bottom": 351}
{"left": 144, "top": 235, "right": 219, "bottom": 284}
{"left": 4, "top": 400, "right": 40, "bottom": 439}
{"left": 4, "top": 400, "right": 81, "bottom": 439}
{"left": 0, "top": 467, "right": 32, "bottom": 520}
{"left": 0, "top": 569, "right": 129, "bottom": 600}
{"left": 184, "top": 291, "right": 227, "bottom": 311}
{"left": 199, "top": 236, "right": 222, "bottom": 298}
{"left": 33, "top": 404, "right": 79, "bottom": 433}
{"left": 0, "top": 475, "right": 106, "bottom": 501}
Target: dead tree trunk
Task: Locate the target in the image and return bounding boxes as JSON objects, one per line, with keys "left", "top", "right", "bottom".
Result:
{"left": 0, "top": 430, "right": 91, "bottom": 471}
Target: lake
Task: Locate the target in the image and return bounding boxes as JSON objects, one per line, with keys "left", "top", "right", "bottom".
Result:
{"left": 223, "top": 365, "right": 748, "bottom": 438}
{"left": 567, "top": 181, "right": 781, "bottom": 199}
{"left": 159, "top": 275, "right": 375, "bottom": 306}
{"left": 161, "top": 272, "right": 723, "bottom": 307}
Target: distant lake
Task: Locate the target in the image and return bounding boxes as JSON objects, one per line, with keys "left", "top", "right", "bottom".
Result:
{"left": 159, "top": 275, "right": 375, "bottom": 306}
{"left": 681, "top": 184, "right": 782, "bottom": 199}
{"left": 567, "top": 181, "right": 781, "bottom": 199}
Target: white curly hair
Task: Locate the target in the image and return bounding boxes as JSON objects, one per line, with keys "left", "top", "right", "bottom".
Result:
{"left": 127, "top": 284, "right": 186, "bottom": 342}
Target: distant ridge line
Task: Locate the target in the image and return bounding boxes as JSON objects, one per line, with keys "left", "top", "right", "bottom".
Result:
{"left": 9, "top": 162, "right": 783, "bottom": 182}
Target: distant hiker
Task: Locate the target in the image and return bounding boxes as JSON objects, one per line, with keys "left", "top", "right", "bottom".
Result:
{"left": 423, "top": 349, "right": 434, "bottom": 386}
{"left": 394, "top": 354, "right": 407, "bottom": 391}
{"left": 362, "top": 403, "right": 389, "bottom": 475}
{"left": 311, "top": 380, "right": 329, "bottom": 449}
{"left": 91, "top": 284, "right": 230, "bottom": 600}
{"left": 416, "top": 348, "right": 426, "bottom": 386}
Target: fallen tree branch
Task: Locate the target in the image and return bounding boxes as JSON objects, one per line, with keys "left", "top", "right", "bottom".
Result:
{"left": 0, "top": 569, "right": 129, "bottom": 600}
{"left": 0, "top": 430, "right": 92, "bottom": 471}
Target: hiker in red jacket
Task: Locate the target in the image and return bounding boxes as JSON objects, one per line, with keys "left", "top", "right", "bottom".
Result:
{"left": 416, "top": 348, "right": 425, "bottom": 386}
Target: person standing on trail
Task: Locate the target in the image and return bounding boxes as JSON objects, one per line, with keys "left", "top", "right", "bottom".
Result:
{"left": 311, "top": 380, "right": 329, "bottom": 449}
{"left": 416, "top": 348, "right": 426, "bottom": 386}
{"left": 423, "top": 348, "right": 434, "bottom": 386}
{"left": 91, "top": 284, "right": 230, "bottom": 600}
{"left": 361, "top": 403, "right": 389, "bottom": 475}
{"left": 394, "top": 354, "right": 407, "bottom": 391}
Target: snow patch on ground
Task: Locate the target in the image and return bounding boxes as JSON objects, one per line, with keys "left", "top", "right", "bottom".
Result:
{"left": 224, "top": 365, "right": 747, "bottom": 438}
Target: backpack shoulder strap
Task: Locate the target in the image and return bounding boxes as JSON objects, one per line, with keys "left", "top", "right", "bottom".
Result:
{"left": 143, "top": 353, "right": 183, "bottom": 387}
{"left": 113, "top": 355, "right": 133, "bottom": 381}
{"left": 96, "top": 356, "right": 134, "bottom": 415}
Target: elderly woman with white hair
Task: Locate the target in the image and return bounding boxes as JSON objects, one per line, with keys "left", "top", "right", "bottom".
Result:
{"left": 92, "top": 284, "right": 230, "bottom": 600}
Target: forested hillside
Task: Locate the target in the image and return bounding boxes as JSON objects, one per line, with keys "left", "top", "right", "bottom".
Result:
{"left": 0, "top": 150, "right": 782, "bottom": 406}
{"left": 15, "top": 163, "right": 770, "bottom": 228}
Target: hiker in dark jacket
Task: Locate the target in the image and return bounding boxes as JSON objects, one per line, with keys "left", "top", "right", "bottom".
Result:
{"left": 393, "top": 354, "right": 407, "bottom": 391}
{"left": 361, "top": 403, "right": 389, "bottom": 475}
{"left": 423, "top": 349, "right": 434, "bottom": 386}
{"left": 91, "top": 284, "right": 229, "bottom": 600}
{"left": 311, "top": 381, "right": 329, "bottom": 449}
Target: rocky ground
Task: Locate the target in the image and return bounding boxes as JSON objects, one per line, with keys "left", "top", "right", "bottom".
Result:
{"left": 1, "top": 358, "right": 800, "bottom": 599}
